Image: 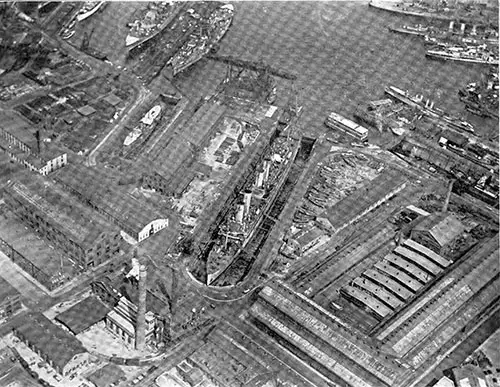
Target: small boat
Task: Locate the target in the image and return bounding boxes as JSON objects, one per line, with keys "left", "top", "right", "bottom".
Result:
{"left": 76, "top": 1, "right": 104, "bottom": 22}
{"left": 140, "top": 105, "right": 162, "bottom": 125}
{"left": 60, "top": 29, "right": 75, "bottom": 40}
{"left": 124, "top": 127, "right": 143, "bottom": 146}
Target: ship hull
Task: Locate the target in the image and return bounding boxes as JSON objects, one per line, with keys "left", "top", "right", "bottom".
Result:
{"left": 170, "top": 4, "right": 234, "bottom": 76}
{"left": 125, "top": 3, "right": 183, "bottom": 50}
{"left": 426, "top": 51, "right": 499, "bottom": 65}
{"left": 76, "top": 2, "right": 103, "bottom": 22}
{"left": 388, "top": 26, "right": 427, "bottom": 37}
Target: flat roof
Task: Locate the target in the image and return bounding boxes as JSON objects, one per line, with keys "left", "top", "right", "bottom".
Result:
{"left": 14, "top": 312, "right": 87, "bottom": 371}
{"left": 320, "top": 169, "right": 407, "bottom": 230}
{"left": 0, "top": 110, "right": 37, "bottom": 149}
{"left": 87, "top": 363, "right": 125, "bottom": 387}
{"left": 77, "top": 105, "right": 96, "bottom": 116}
{"left": 0, "top": 276, "right": 20, "bottom": 302}
{"left": 103, "top": 94, "right": 122, "bottom": 106}
{"left": 5, "top": 172, "right": 119, "bottom": 249}
{"left": 54, "top": 164, "right": 166, "bottom": 235}
{"left": 56, "top": 296, "right": 110, "bottom": 335}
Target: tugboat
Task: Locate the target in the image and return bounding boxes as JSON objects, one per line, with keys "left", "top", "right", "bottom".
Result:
{"left": 76, "top": 1, "right": 104, "bottom": 22}
{"left": 168, "top": 3, "right": 234, "bottom": 76}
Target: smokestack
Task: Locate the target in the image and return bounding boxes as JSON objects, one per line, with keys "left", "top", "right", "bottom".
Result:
{"left": 263, "top": 158, "right": 271, "bottom": 183}
{"left": 235, "top": 202, "right": 245, "bottom": 223}
{"left": 442, "top": 180, "right": 455, "bottom": 213}
{"left": 255, "top": 167, "right": 265, "bottom": 188}
{"left": 243, "top": 190, "right": 252, "bottom": 215}
{"left": 135, "top": 264, "right": 147, "bottom": 351}
{"left": 449, "top": 21, "right": 454, "bottom": 32}
{"left": 460, "top": 23, "right": 465, "bottom": 35}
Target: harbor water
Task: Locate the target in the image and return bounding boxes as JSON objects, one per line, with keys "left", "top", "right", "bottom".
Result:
{"left": 172, "top": 1, "right": 498, "bottom": 139}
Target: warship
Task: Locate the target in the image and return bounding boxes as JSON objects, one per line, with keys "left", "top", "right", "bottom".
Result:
{"left": 167, "top": 3, "right": 234, "bottom": 76}
{"left": 125, "top": 1, "right": 177, "bottom": 48}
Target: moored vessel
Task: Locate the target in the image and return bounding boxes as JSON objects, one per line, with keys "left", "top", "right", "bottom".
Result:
{"left": 76, "top": 1, "right": 104, "bottom": 22}
{"left": 168, "top": 3, "right": 234, "bottom": 76}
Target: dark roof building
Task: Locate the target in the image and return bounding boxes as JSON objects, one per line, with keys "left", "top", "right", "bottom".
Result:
{"left": 410, "top": 213, "right": 465, "bottom": 254}
{"left": 13, "top": 312, "right": 89, "bottom": 376}
{"left": 55, "top": 296, "right": 111, "bottom": 335}
{"left": 54, "top": 163, "right": 169, "bottom": 242}
{"left": 3, "top": 172, "right": 123, "bottom": 269}
{"left": 0, "top": 276, "right": 22, "bottom": 320}
{"left": 317, "top": 169, "right": 407, "bottom": 233}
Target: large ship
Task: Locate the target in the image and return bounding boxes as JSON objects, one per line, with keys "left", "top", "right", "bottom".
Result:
{"left": 123, "top": 105, "right": 162, "bottom": 146}
{"left": 125, "top": 2, "right": 177, "bottom": 48}
{"left": 388, "top": 24, "right": 430, "bottom": 37}
{"left": 369, "top": 0, "right": 498, "bottom": 25}
{"left": 385, "top": 85, "right": 475, "bottom": 133}
{"left": 167, "top": 3, "right": 234, "bottom": 76}
{"left": 76, "top": 1, "right": 104, "bottom": 22}
{"left": 426, "top": 45, "right": 499, "bottom": 65}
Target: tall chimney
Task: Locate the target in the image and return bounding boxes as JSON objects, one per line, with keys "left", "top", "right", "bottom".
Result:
{"left": 442, "top": 180, "right": 455, "bottom": 213}
{"left": 255, "top": 167, "right": 265, "bottom": 188}
{"left": 263, "top": 158, "right": 271, "bottom": 183}
{"left": 460, "top": 23, "right": 465, "bottom": 35}
{"left": 243, "top": 190, "right": 252, "bottom": 215}
{"left": 135, "top": 264, "right": 147, "bottom": 351}
{"left": 235, "top": 202, "right": 245, "bottom": 223}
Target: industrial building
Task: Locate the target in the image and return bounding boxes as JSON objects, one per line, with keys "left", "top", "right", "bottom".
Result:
{"left": 140, "top": 100, "right": 227, "bottom": 197}
{"left": 248, "top": 233, "right": 499, "bottom": 387}
{"left": 55, "top": 296, "right": 111, "bottom": 335}
{"left": 410, "top": 213, "right": 466, "bottom": 255}
{"left": 91, "top": 261, "right": 170, "bottom": 349}
{"left": 340, "top": 238, "right": 453, "bottom": 320}
{"left": 2, "top": 172, "right": 123, "bottom": 270}
{"left": 0, "top": 276, "right": 22, "bottom": 321}
{"left": 53, "top": 163, "right": 169, "bottom": 243}
{"left": 316, "top": 169, "right": 407, "bottom": 233}
{"left": 0, "top": 110, "right": 67, "bottom": 175}
{"left": 13, "top": 312, "right": 89, "bottom": 377}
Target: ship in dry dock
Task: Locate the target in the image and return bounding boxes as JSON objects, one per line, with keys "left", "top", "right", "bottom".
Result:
{"left": 123, "top": 105, "right": 162, "bottom": 147}
{"left": 167, "top": 3, "right": 234, "bottom": 76}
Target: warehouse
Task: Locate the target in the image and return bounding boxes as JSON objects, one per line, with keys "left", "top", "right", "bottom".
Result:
{"left": 316, "top": 169, "right": 407, "bottom": 233}
{"left": 3, "top": 173, "right": 123, "bottom": 270}
{"left": 13, "top": 312, "right": 89, "bottom": 377}
{"left": 54, "top": 163, "right": 169, "bottom": 243}
{"left": 0, "top": 276, "right": 22, "bottom": 321}
{"left": 410, "top": 213, "right": 465, "bottom": 255}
